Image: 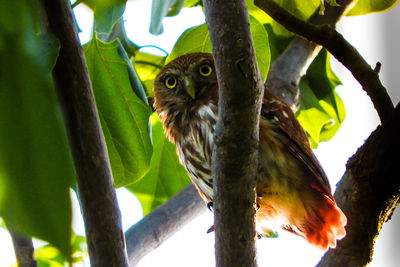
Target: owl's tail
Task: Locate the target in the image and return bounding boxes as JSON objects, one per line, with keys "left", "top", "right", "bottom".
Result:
{"left": 302, "top": 194, "right": 347, "bottom": 250}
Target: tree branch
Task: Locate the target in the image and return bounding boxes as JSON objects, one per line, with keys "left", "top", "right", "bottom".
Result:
{"left": 317, "top": 104, "right": 400, "bottom": 266}
{"left": 39, "top": 1, "right": 128, "bottom": 266}
{"left": 202, "top": 1, "right": 263, "bottom": 266}
{"left": 8, "top": 227, "right": 37, "bottom": 267}
{"left": 266, "top": 0, "right": 357, "bottom": 110}
{"left": 255, "top": 0, "right": 394, "bottom": 124}
{"left": 125, "top": 184, "right": 206, "bottom": 265}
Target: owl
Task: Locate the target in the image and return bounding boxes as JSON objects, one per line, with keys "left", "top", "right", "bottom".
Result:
{"left": 153, "top": 53, "right": 346, "bottom": 250}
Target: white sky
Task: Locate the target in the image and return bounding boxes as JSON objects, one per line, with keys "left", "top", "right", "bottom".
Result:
{"left": 1, "top": 1, "right": 399, "bottom": 266}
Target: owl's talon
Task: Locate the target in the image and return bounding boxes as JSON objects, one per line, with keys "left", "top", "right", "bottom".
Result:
{"left": 207, "top": 201, "right": 213, "bottom": 212}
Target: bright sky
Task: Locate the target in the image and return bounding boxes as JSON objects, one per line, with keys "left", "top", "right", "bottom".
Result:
{"left": 1, "top": 1, "right": 399, "bottom": 266}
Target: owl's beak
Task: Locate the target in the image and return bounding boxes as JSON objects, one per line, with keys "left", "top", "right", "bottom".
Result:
{"left": 184, "top": 77, "right": 196, "bottom": 99}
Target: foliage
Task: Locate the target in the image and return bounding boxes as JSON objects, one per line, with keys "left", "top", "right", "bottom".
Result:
{"left": 34, "top": 234, "right": 87, "bottom": 267}
{"left": 83, "top": 36, "right": 153, "bottom": 187}
{"left": 0, "top": 0, "right": 74, "bottom": 257}
{"left": 347, "top": 0, "right": 399, "bottom": 16}
{"left": 0, "top": 0, "right": 398, "bottom": 264}
{"left": 167, "top": 15, "right": 271, "bottom": 81}
{"left": 127, "top": 114, "right": 190, "bottom": 216}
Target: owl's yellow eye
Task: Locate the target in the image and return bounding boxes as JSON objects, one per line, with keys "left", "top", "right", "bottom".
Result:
{"left": 199, "top": 64, "right": 213, "bottom": 77}
{"left": 164, "top": 76, "right": 177, "bottom": 89}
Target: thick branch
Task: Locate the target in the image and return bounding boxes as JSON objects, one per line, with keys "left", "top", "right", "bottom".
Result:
{"left": 266, "top": 0, "right": 357, "bottom": 110}
{"left": 255, "top": 0, "right": 394, "bottom": 123}
{"left": 39, "top": 1, "right": 128, "bottom": 266}
{"left": 317, "top": 104, "right": 400, "bottom": 266}
{"left": 125, "top": 184, "right": 206, "bottom": 265}
{"left": 203, "top": 1, "right": 264, "bottom": 266}
{"left": 8, "top": 228, "right": 37, "bottom": 267}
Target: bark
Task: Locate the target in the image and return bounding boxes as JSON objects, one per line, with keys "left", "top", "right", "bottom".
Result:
{"left": 39, "top": 0, "right": 128, "bottom": 266}
{"left": 266, "top": 0, "right": 357, "bottom": 110}
{"left": 202, "top": 1, "right": 264, "bottom": 266}
{"left": 255, "top": 0, "right": 394, "bottom": 123}
{"left": 317, "top": 104, "right": 400, "bottom": 267}
{"left": 125, "top": 184, "right": 206, "bottom": 265}
{"left": 8, "top": 228, "right": 37, "bottom": 267}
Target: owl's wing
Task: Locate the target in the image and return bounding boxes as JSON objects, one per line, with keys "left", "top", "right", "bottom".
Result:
{"left": 261, "top": 89, "right": 332, "bottom": 197}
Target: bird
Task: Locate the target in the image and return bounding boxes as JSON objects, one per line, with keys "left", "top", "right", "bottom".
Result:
{"left": 153, "top": 52, "right": 346, "bottom": 250}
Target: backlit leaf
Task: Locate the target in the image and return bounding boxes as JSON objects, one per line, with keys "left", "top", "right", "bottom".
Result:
{"left": 127, "top": 114, "right": 190, "bottom": 215}
{"left": 133, "top": 51, "right": 166, "bottom": 98}
{"left": 84, "top": 36, "right": 153, "bottom": 187}
{"left": 167, "top": 15, "right": 271, "bottom": 81}
{"left": 347, "top": 0, "right": 399, "bottom": 16}
{"left": 297, "top": 50, "right": 345, "bottom": 147}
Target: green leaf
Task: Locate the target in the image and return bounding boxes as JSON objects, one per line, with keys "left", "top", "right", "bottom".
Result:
{"left": 150, "top": 0, "right": 186, "bottom": 35}
{"left": 127, "top": 114, "right": 190, "bottom": 215}
{"left": 0, "top": 1, "right": 74, "bottom": 257}
{"left": 35, "top": 234, "right": 87, "bottom": 266}
{"left": 84, "top": 36, "right": 153, "bottom": 187}
{"left": 185, "top": 0, "right": 202, "bottom": 7}
{"left": 248, "top": 0, "right": 320, "bottom": 36}
{"left": 82, "top": 0, "right": 126, "bottom": 11}
{"left": 94, "top": 3, "right": 126, "bottom": 34}
{"left": 133, "top": 51, "right": 166, "bottom": 98}
{"left": 297, "top": 50, "right": 345, "bottom": 147}
{"left": 36, "top": 33, "right": 61, "bottom": 71}
{"left": 347, "top": 0, "right": 399, "bottom": 16}
{"left": 167, "top": 15, "right": 271, "bottom": 81}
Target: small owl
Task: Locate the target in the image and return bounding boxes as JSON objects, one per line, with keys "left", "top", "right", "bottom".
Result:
{"left": 153, "top": 53, "right": 346, "bottom": 250}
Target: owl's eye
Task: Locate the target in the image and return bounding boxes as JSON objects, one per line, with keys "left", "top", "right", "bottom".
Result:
{"left": 199, "top": 63, "right": 213, "bottom": 77}
{"left": 164, "top": 75, "right": 177, "bottom": 89}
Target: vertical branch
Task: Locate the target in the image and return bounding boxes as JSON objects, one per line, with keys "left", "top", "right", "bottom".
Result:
{"left": 203, "top": 1, "right": 264, "bottom": 266}
{"left": 8, "top": 228, "right": 37, "bottom": 267}
{"left": 39, "top": 0, "right": 128, "bottom": 266}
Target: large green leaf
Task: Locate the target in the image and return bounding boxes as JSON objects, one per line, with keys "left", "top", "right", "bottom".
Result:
{"left": 347, "top": 0, "right": 399, "bottom": 16}
{"left": 150, "top": 0, "right": 186, "bottom": 35}
{"left": 167, "top": 15, "right": 271, "bottom": 81}
{"left": 297, "top": 50, "right": 345, "bottom": 147}
{"left": 0, "top": 1, "right": 74, "bottom": 257}
{"left": 84, "top": 36, "right": 152, "bottom": 187}
{"left": 127, "top": 114, "right": 190, "bottom": 215}
{"left": 133, "top": 51, "right": 166, "bottom": 98}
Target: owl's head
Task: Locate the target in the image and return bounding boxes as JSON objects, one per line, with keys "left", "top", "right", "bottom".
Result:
{"left": 153, "top": 53, "right": 218, "bottom": 113}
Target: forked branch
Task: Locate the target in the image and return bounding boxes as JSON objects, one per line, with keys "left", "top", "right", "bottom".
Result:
{"left": 255, "top": 0, "right": 394, "bottom": 124}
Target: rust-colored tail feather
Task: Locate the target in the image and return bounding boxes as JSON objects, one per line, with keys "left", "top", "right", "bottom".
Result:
{"left": 303, "top": 195, "right": 346, "bottom": 250}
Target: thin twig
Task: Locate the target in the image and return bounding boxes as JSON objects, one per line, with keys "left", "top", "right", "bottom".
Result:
{"left": 256, "top": 0, "right": 394, "bottom": 124}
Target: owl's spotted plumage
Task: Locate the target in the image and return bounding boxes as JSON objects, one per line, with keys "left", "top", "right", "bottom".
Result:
{"left": 153, "top": 53, "right": 346, "bottom": 250}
